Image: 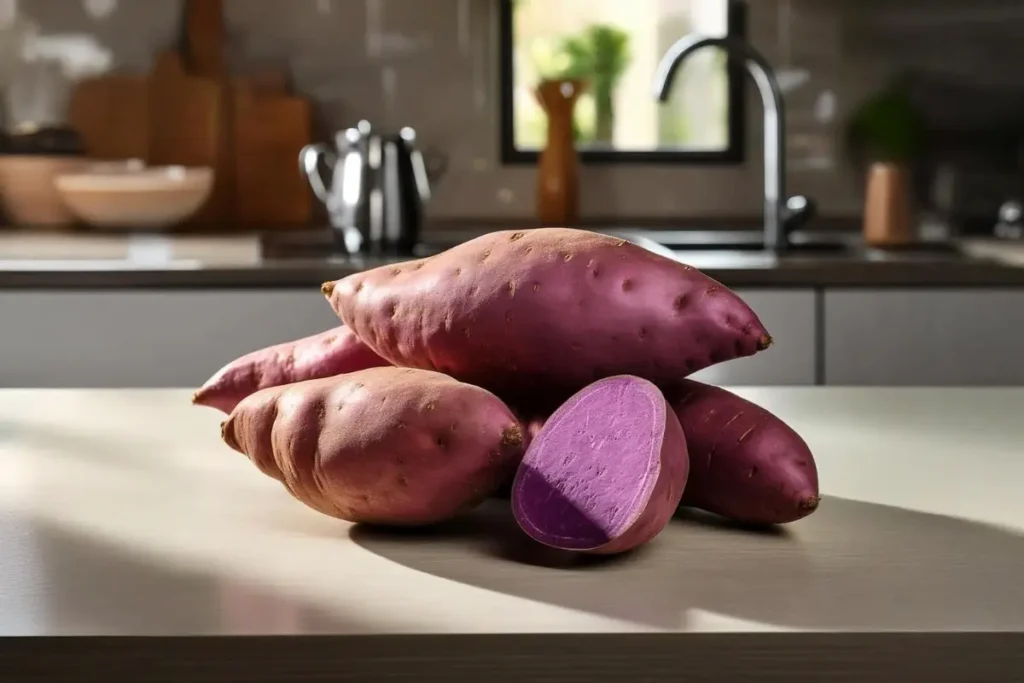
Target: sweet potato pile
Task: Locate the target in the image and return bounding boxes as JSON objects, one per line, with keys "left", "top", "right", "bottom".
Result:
{"left": 197, "top": 228, "right": 819, "bottom": 555}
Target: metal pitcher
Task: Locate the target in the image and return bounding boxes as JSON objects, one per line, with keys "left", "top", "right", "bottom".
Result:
{"left": 300, "top": 120, "right": 447, "bottom": 255}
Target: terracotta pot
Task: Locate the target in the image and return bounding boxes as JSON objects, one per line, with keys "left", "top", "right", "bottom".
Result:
{"left": 535, "top": 78, "right": 585, "bottom": 226}
{"left": 863, "top": 162, "right": 914, "bottom": 247}
{"left": 0, "top": 155, "right": 88, "bottom": 228}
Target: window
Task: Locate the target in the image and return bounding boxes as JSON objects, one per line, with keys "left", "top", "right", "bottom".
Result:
{"left": 499, "top": 0, "right": 746, "bottom": 164}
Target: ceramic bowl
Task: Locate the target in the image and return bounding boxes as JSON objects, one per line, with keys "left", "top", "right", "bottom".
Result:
{"left": 0, "top": 155, "right": 89, "bottom": 228}
{"left": 55, "top": 159, "right": 214, "bottom": 230}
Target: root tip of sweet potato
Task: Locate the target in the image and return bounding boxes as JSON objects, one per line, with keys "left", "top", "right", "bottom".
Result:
{"left": 220, "top": 417, "right": 240, "bottom": 453}
{"left": 502, "top": 424, "right": 524, "bottom": 447}
{"left": 321, "top": 281, "right": 336, "bottom": 297}
{"left": 757, "top": 334, "right": 774, "bottom": 351}
{"left": 798, "top": 495, "right": 820, "bottom": 516}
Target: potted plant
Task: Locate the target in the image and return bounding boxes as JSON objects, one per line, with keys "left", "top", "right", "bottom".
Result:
{"left": 845, "top": 81, "right": 926, "bottom": 246}
{"left": 556, "top": 24, "right": 631, "bottom": 145}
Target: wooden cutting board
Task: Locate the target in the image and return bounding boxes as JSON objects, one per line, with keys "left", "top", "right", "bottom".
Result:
{"left": 68, "top": 73, "right": 150, "bottom": 161}
{"left": 68, "top": 0, "right": 310, "bottom": 229}
{"left": 231, "top": 85, "right": 313, "bottom": 227}
{"left": 179, "top": 0, "right": 236, "bottom": 226}
{"left": 147, "top": 50, "right": 228, "bottom": 225}
{"left": 183, "top": 0, "right": 226, "bottom": 79}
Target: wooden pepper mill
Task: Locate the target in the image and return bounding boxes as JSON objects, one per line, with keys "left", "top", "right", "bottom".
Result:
{"left": 863, "top": 161, "right": 914, "bottom": 247}
{"left": 535, "top": 78, "right": 585, "bottom": 226}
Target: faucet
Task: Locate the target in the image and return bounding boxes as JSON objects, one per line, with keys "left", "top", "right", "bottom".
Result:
{"left": 653, "top": 35, "right": 812, "bottom": 252}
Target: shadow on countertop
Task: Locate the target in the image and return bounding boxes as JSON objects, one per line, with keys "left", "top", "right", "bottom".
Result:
{"left": 349, "top": 496, "right": 1024, "bottom": 632}
{"left": 0, "top": 516, "right": 365, "bottom": 638}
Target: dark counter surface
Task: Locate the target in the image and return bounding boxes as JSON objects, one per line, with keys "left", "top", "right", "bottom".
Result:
{"left": 2, "top": 227, "right": 1024, "bottom": 289}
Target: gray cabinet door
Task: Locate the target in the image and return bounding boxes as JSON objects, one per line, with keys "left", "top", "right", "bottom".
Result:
{"left": 824, "top": 289, "right": 1024, "bottom": 386}
{"left": 690, "top": 289, "right": 818, "bottom": 386}
{"left": 0, "top": 291, "right": 340, "bottom": 388}
{"left": 0, "top": 288, "right": 818, "bottom": 389}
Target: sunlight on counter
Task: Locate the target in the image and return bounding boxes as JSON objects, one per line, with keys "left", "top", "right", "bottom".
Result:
{"left": 0, "top": 232, "right": 263, "bottom": 268}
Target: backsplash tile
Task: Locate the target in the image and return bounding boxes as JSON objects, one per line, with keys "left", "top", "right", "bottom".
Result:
{"left": 6, "top": 0, "right": 1022, "bottom": 222}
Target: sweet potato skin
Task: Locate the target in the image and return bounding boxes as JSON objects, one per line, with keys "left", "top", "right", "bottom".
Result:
{"left": 505, "top": 381, "right": 819, "bottom": 526}
{"left": 193, "top": 325, "right": 388, "bottom": 414}
{"left": 667, "top": 380, "right": 819, "bottom": 525}
{"left": 323, "top": 228, "right": 770, "bottom": 408}
{"left": 220, "top": 367, "right": 525, "bottom": 525}
{"left": 510, "top": 376, "right": 689, "bottom": 554}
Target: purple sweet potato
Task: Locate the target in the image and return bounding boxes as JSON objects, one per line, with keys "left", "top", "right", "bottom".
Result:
{"left": 668, "top": 380, "right": 819, "bottom": 525}
{"left": 322, "top": 228, "right": 771, "bottom": 407}
{"left": 193, "top": 325, "right": 388, "bottom": 414}
{"left": 220, "top": 367, "right": 525, "bottom": 525}
{"left": 510, "top": 376, "right": 689, "bottom": 554}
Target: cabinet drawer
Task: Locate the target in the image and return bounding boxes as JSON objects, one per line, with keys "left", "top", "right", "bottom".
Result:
{"left": 824, "top": 289, "right": 1024, "bottom": 386}
{"left": 0, "top": 291, "right": 340, "bottom": 388}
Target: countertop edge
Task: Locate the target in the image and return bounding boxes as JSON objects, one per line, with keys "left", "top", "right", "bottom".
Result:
{"left": 5, "top": 266, "right": 1024, "bottom": 289}
{"left": 4, "top": 228, "right": 1024, "bottom": 289}
{"left": 2, "top": 632, "right": 1022, "bottom": 682}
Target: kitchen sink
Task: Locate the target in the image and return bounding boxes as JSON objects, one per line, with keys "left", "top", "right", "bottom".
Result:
{"left": 606, "top": 229, "right": 854, "bottom": 256}
{"left": 604, "top": 228, "right": 968, "bottom": 260}
{"left": 605, "top": 228, "right": 842, "bottom": 250}
{"left": 670, "top": 240, "right": 851, "bottom": 254}
{"left": 667, "top": 241, "right": 966, "bottom": 257}
{"left": 262, "top": 227, "right": 972, "bottom": 266}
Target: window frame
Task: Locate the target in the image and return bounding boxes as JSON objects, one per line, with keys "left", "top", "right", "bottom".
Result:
{"left": 498, "top": 0, "right": 748, "bottom": 166}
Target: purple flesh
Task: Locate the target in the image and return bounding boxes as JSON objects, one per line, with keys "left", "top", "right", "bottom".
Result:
{"left": 511, "top": 376, "right": 666, "bottom": 551}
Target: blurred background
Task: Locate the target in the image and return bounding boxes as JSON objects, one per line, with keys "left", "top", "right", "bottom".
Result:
{"left": 1, "top": 0, "right": 1023, "bottom": 390}
{"left": 3, "top": 0, "right": 1022, "bottom": 221}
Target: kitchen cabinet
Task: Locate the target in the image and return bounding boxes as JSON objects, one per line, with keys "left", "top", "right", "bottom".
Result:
{"left": 690, "top": 289, "right": 818, "bottom": 386}
{"left": 824, "top": 289, "right": 1024, "bottom": 386}
{"left": 0, "top": 288, "right": 819, "bottom": 389}
{"left": 0, "top": 291, "right": 339, "bottom": 388}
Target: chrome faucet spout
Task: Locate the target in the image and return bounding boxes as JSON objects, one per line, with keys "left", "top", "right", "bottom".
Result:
{"left": 653, "top": 35, "right": 788, "bottom": 252}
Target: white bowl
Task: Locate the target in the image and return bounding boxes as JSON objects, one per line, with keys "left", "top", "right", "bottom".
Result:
{"left": 54, "top": 160, "right": 214, "bottom": 230}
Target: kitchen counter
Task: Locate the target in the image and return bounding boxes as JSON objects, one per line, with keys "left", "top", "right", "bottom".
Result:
{"left": 3, "top": 229, "right": 1024, "bottom": 289}
{"left": 2, "top": 388, "right": 1023, "bottom": 682}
